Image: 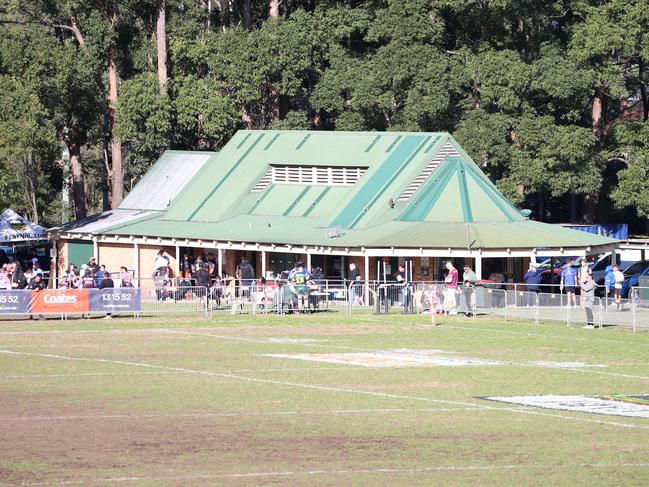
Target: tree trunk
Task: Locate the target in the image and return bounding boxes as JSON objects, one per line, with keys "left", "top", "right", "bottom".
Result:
{"left": 582, "top": 192, "right": 598, "bottom": 224}
{"left": 639, "top": 58, "right": 648, "bottom": 121}
{"left": 569, "top": 192, "right": 577, "bottom": 222}
{"left": 68, "top": 139, "right": 87, "bottom": 219}
{"left": 107, "top": 46, "right": 124, "bottom": 208}
{"left": 536, "top": 191, "right": 545, "bottom": 222}
{"left": 242, "top": 0, "right": 251, "bottom": 29}
{"left": 269, "top": 0, "right": 280, "bottom": 18}
{"left": 156, "top": 0, "right": 167, "bottom": 95}
{"left": 592, "top": 86, "right": 607, "bottom": 146}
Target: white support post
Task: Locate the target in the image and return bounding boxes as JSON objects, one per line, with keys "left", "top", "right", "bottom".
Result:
{"left": 175, "top": 245, "right": 180, "bottom": 279}
{"left": 307, "top": 253, "right": 312, "bottom": 272}
{"left": 51, "top": 239, "right": 57, "bottom": 289}
{"left": 611, "top": 251, "right": 617, "bottom": 267}
{"left": 475, "top": 256, "right": 483, "bottom": 281}
{"left": 217, "top": 248, "right": 223, "bottom": 277}
{"left": 92, "top": 237, "right": 98, "bottom": 261}
{"left": 261, "top": 250, "right": 267, "bottom": 278}
{"left": 364, "top": 254, "right": 369, "bottom": 304}
{"left": 133, "top": 242, "right": 139, "bottom": 288}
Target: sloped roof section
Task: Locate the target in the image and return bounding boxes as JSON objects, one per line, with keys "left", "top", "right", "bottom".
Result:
{"left": 119, "top": 151, "right": 214, "bottom": 211}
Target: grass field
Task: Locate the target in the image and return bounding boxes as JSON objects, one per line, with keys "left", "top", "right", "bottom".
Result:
{"left": 0, "top": 312, "right": 648, "bottom": 486}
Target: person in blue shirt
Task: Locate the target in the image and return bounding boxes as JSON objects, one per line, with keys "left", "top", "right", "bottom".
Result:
{"left": 523, "top": 263, "right": 541, "bottom": 306}
{"left": 603, "top": 265, "right": 615, "bottom": 302}
{"left": 560, "top": 260, "right": 578, "bottom": 308}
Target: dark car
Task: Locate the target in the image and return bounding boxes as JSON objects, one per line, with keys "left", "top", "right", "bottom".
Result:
{"left": 620, "top": 261, "right": 649, "bottom": 298}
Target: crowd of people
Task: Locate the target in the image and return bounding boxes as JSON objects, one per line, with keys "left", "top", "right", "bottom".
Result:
{"left": 0, "top": 255, "right": 46, "bottom": 290}
{"left": 59, "top": 256, "right": 133, "bottom": 290}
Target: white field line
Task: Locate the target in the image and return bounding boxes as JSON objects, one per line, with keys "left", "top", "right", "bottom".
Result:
{"left": 0, "top": 349, "right": 486, "bottom": 409}
{"left": 19, "top": 462, "right": 649, "bottom": 485}
{"left": 0, "top": 407, "right": 493, "bottom": 422}
{"left": 166, "top": 330, "right": 649, "bottom": 380}
{"left": 1, "top": 349, "right": 648, "bottom": 430}
{"left": 0, "top": 367, "right": 346, "bottom": 379}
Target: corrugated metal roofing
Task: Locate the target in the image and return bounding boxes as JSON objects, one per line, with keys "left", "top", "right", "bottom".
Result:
{"left": 119, "top": 151, "right": 214, "bottom": 211}
{"left": 83, "top": 129, "right": 619, "bottom": 250}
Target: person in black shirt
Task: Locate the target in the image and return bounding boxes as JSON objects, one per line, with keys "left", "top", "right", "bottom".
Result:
{"left": 239, "top": 258, "right": 255, "bottom": 298}
{"left": 27, "top": 275, "right": 46, "bottom": 321}
{"left": 99, "top": 271, "right": 114, "bottom": 319}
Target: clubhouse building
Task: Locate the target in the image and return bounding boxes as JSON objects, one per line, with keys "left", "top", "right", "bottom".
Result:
{"left": 50, "top": 130, "right": 618, "bottom": 284}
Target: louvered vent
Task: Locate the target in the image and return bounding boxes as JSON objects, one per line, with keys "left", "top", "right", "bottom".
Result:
{"left": 397, "top": 143, "right": 459, "bottom": 202}
{"left": 252, "top": 166, "right": 367, "bottom": 191}
{"left": 251, "top": 169, "right": 272, "bottom": 192}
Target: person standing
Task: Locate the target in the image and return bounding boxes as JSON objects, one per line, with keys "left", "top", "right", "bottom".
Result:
{"left": 523, "top": 263, "right": 541, "bottom": 307}
{"left": 612, "top": 265, "right": 624, "bottom": 310}
{"left": 560, "top": 261, "right": 578, "bottom": 308}
{"left": 239, "top": 258, "right": 255, "bottom": 298}
{"left": 87, "top": 256, "right": 100, "bottom": 275}
{"left": 27, "top": 274, "right": 46, "bottom": 320}
{"left": 99, "top": 271, "right": 115, "bottom": 319}
{"left": 461, "top": 265, "right": 477, "bottom": 316}
{"left": 347, "top": 262, "right": 362, "bottom": 306}
{"left": 604, "top": 265, "right": 615, "bottom": 305}
{"left": 444, "top": 262, "right": 459, "bottom": 314}
{"left": 394, "top": 264, "right": 408, "bottom": 306}
{"left": 580, "top": 273, "right": 596, "bottom": 329}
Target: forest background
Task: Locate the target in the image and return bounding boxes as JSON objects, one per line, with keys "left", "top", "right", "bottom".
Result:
{"left": 0, "top": 0, "right": 647, "bottom": 232}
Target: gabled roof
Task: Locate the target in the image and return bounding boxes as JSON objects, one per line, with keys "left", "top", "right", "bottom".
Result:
{"left": 69, "top": 129, "right": 618, "bottom": 251}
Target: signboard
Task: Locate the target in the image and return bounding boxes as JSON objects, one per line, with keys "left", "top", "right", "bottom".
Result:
{"left": 30, "top": 289, "right": 90, "bottom": 314}
{"left": 89, "top": 288, "right": 141, "bottom": 313}
{"left": 0, "top": 290, "right": 32, "bottom": 314}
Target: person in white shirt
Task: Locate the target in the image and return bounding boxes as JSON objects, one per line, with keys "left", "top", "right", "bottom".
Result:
{"left": 612, "top": 265, "right": 624, "bottom": 310}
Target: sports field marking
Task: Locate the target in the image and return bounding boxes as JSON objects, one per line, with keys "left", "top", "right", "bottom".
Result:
{"left": 487, "top": 395, "right": 649, "bottom": 418}
{"left": 0, "top": 407, "right": 494, "bottom": 422}
{"left": 19, "top": 462, "right": 649, "bottom": 485}
{"left": 1, "top": 348, "right": 647, "bottom": 430}
{"left": 265, "top": 350, "right": 503, "bottom": 367}
{"left": 0, "top": 367, "right": 348, "bottom": 379}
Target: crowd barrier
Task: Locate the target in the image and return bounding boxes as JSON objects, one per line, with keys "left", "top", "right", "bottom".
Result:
{"left": 0, "top": 287, "right": 209, "bottom": 319}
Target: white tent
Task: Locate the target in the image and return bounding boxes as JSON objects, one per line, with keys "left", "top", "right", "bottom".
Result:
{"left": 0, "top": 209, "right": 48, "bottom": 244}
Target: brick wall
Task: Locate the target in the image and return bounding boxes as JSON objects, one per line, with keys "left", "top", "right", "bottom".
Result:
{"left": 97, "top": 242, "right": 136, "bottom": 277}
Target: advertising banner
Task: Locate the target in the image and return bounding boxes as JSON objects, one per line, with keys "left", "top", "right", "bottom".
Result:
{"left": 89, "top": 288, "right": 141, "bottom": 313}
{"left": 0, "top": 290, "right": 32, "bottom": 314}
{"left": 30, "top": 289, "right": 90, "bottom": 314}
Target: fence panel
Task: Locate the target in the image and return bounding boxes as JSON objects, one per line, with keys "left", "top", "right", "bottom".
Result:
{"left": 140, "top": 286, "right": 207, "bottom": 316}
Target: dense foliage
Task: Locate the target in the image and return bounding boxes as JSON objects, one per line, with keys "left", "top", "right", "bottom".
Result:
{"left": 0, "top": 0, "right": 647, "bottom": 230}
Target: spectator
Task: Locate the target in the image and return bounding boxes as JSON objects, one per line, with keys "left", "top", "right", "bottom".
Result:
{"left": 10, "top": 263, "right": 26, "bottom": 289}
{"left": 444, "top": 262, "right": 459, "bottom": 314}
{"left": 87, "top": 256, "right": 99, "bottom": 275}
{"left": 61, "top": 264, "right": 79, "bottom": 289}
{"left": 206, "top": 253, "right": 217, "bottom": 277}
{"left": 612, "top": 265, "right": 624, "bottom": 310}
{"left": 98, "top": 271, "right": 114, "bottom": 320}
{"left": 153, "top": 249, "right": 170, "bottom": 275}
{"left": 560, "top": 260, "right": 578, "bottom": 308}
{"left": 180, "top": 253, "right": 194, "bottom": 280}
{"left": 347, "top": 262, "right": 362, "bottom": 306}
{"left": 80, "top": 265, "right": 95, "bottom": 288}
{"left": 31, "top": 259, "right": 44, "bottom": 278}
{"left": 523, "top": 263, "right": 541, "bottom": 306}
{"left": 239, "top": 258, "right": 255, "bottom": 297}
{"left": 27, "top": 274, "right": 46, "bottom": 320}
{"left": 604, "top": 265, "right": 615, "bottom": 302}
{"left": 94, "top": 264, "right": 107, "bottom": 287}
{"left": 461, "top": 265, "right": 476, "bottom": 316}
{"left": 578, "top": 259, "right": 590, "bottom": 285}
{"left": 194, "top": 263, "right": 211, "bottom": 291}
{"left": 0, "top": 264, "right": 11, "bottom": 289}
{"left": 292, "top": 263, "right": 310, "bottom": 311}
{"left": 580, "top": 273, "right": 596, "bottom": 329}
{"left": 120, "top": 266, "right": 133, "bottom": 287}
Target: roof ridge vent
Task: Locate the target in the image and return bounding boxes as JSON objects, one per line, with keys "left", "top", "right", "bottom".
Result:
{"left": 397, "top": 143, "right": 459, "bottom": 202}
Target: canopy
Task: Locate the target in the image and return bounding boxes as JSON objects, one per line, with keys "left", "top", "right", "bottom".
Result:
{"left": 0, "top": 209, "right": 48, "bottom": 244}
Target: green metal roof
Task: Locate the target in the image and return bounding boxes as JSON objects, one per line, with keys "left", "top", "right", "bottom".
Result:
{"left": 95, "top": 130, "right": 619, "bottom": 250}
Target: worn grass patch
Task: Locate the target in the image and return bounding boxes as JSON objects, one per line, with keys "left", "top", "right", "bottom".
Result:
{"left": 0, "top": 312, "right": 648, "bottom": 486}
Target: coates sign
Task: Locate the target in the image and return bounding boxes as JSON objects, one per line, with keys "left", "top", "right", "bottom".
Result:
{"left": 31, "top": 290, "right": 90, "bottom": 314}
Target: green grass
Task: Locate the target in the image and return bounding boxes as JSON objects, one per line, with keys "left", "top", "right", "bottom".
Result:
{"left": 0, "top": 312, "right": 648, "bottom": 486}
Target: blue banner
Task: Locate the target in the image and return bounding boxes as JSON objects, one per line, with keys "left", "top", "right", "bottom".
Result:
{"left": 0, "top": 290, "right": 32, "bottom": 314}
{"left": 89, "top": 288, "right": 141, "bottom": 313}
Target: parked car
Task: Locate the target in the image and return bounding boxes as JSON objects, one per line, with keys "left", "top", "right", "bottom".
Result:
{"left": 620, "top": 261, "right": 649, "bottom": 298}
